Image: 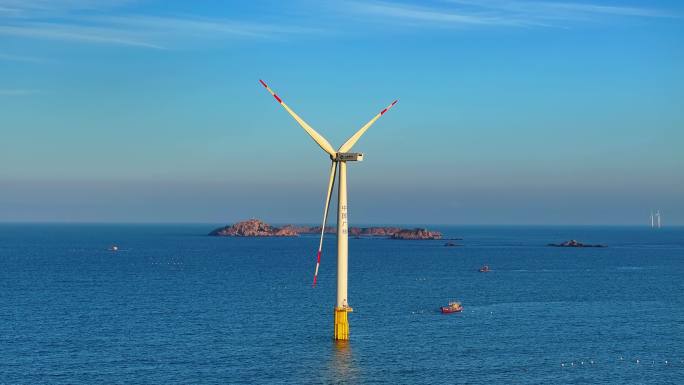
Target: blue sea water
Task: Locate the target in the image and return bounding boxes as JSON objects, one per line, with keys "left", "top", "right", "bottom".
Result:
{"left": 1, "top": 224, "right": 683, "bottom": 384}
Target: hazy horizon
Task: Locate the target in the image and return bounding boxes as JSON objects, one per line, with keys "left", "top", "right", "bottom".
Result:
{"left": 2, "top": 220, "right": 681, "bottom": 228}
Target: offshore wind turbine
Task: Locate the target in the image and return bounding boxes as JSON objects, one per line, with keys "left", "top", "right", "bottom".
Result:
{"left": 259, "top": 79, "right": 397, "bottom": 340}
{"left": 651, "top": 211, "right": 655, "bottom": 228}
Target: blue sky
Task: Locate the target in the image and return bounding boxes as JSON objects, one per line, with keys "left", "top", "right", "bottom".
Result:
{"left": 1, "top": 0, "right": 682, "bottom": 225}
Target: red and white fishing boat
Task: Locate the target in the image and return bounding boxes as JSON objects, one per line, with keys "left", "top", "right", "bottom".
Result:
{"left": 440, "top": 301, "right": 463, "bottom": 314}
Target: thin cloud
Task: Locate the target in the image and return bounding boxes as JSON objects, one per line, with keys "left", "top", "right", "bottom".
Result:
{"left": 346, "top": 1, "right": 526, "bottom": 26}
{"left": 100, "top": 15, "right": 318, "bottom": 40}
{"left": 0, "top": 52, "right": 43, "bottom": 62}
{"left": 0, "top": 23, "right": 164, "bottom": 49}
{"left": 449, "top": 0, "right": 675, "bottom": 19}
{"left": 0, "top": 0, "right": 134, "bottom": 16}
{"left": 0, "top": 0, "right": 674, "bottom": 48}
{"left": 541, "top": 2, "right": 671, "bottom": 18}
{"left": 0, "top": 1, "right": 317, "bottom": 48}
{"left": 0, "top": 17, "right": 317, "bottom": 48}
{"left": 0, "top": 89, "right": 41, "bottom": 95}
{"left": 345, "top": 0, "right": 675, "bottom": 28}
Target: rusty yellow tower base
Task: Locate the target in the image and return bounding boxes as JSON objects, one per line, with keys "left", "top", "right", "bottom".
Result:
{"left": 333, "top": 307, "right": 352, "bottom": 340}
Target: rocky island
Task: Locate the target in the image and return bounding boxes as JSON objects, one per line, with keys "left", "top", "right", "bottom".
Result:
{"left": 209, "top": 219, "right": 442, "bottom": 240}
{"left": 390, "top": 228, "right": 442, "bottom": 240}
{"left": 548, "top": 239, "right": 606, "bottom": 248}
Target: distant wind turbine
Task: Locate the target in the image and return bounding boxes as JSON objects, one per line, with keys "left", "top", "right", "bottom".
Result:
{"left": 651, "top": 211, "right": 654, "bottom": 228}
{"left": 259, "top": 79, "right": 397, "bottom": 341}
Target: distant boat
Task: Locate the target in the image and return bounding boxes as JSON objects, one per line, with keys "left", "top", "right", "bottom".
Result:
{"left": 479, "top": 265, "right": 490, "bottom": 273}
{"left": 440, "top": 301, "right": 463, "bottom": 314}
{"left": 109, "top": 245, "right": 119, "bottom": 251}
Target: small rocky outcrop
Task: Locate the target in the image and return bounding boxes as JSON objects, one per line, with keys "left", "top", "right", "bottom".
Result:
{"left": 209, "top": 219, "right": 298, "bottom": 237}
{"left": 350, "top": 227, "right": 403, "bottom": 236}
{"left": 390, "top": 228, "right": 442, "bottom": 240}
{"left": 295, "top": 226, "right": 403, "bottom": 236}
{"left": 298, "top": 226, "right": 336, "bottom": 234}
{"left": 548, "top": 239, "right": 606, "bottom": 248}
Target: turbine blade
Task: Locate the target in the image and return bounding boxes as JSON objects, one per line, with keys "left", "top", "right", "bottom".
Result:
{"left": 313, "top": 160, "right": 337, "bottom": 287}
{"left": 338, "top": 99, "right": 398, "bottom": 153}
{"left": 259, "top": 80, "right": 336, "bottom": 156}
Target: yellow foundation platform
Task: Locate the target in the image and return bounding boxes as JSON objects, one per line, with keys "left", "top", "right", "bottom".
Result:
{"left": 333, "top": 307, "right": 351, "bottom": 340}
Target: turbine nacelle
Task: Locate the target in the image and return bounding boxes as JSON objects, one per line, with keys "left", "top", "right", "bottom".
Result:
{"left": 333, "top": 152, "right": 364, "bottom": 162}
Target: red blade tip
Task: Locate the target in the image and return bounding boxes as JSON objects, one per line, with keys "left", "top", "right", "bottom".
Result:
{"left": 259, "top": 79, "right": 267, "bottom": 87}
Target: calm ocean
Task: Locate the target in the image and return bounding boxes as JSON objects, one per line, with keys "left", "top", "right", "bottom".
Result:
{"left": 1, "top": 224, "right": 683, "bottom": 384}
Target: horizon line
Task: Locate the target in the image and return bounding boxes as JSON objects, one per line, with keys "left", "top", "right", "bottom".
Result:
{"left": 0, "top": 221, "right": 681, "bottom": 227}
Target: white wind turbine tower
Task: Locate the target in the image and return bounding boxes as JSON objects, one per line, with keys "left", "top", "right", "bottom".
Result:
{"left": 656, "top": 210, "right": 661, "bottom": 228}
{"left": 260, "top": 79, "right": 397, "bottom": 340}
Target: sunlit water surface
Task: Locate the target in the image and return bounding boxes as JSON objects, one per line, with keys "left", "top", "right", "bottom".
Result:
{"left": 1, "top": 224, "right": 683, "bottom": 384}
